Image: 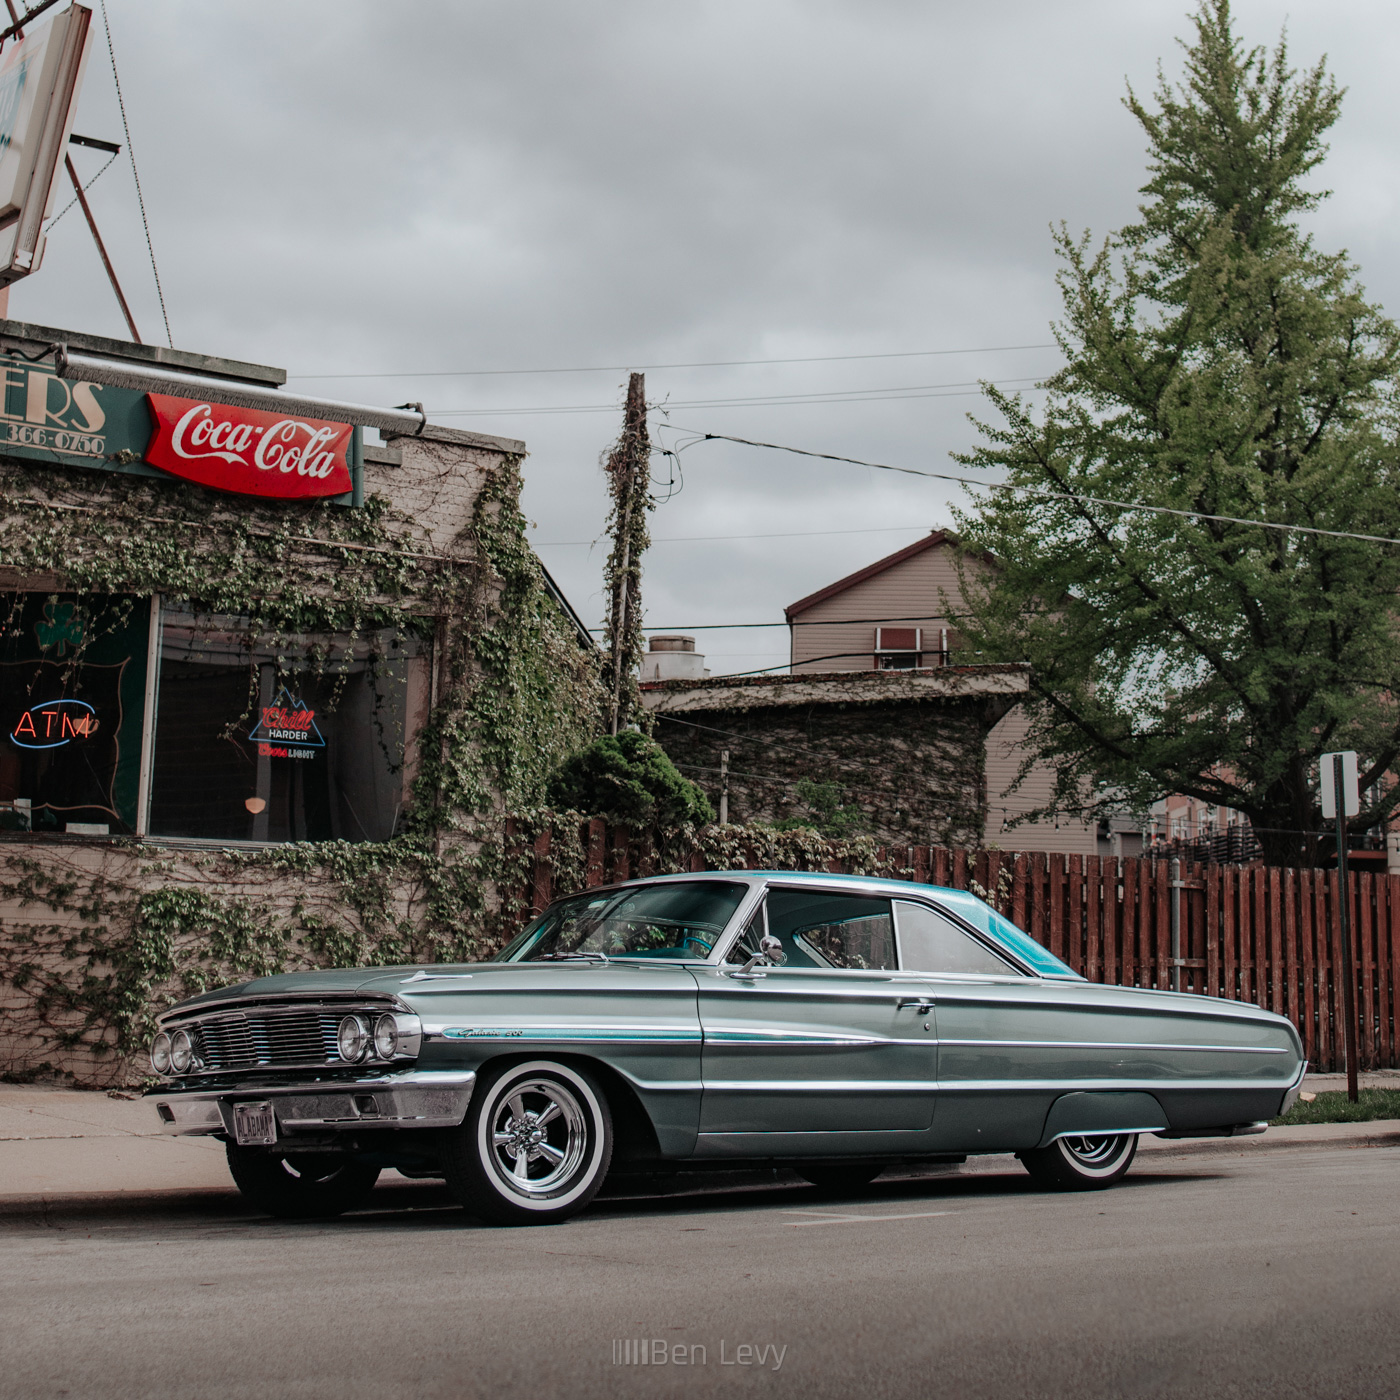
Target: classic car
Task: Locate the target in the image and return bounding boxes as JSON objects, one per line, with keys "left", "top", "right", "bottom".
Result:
{"left": 148, "top": 870, "right": 1307, "bottom": 1224}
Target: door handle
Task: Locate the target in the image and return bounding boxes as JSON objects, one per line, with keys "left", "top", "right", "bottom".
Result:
{"left": 898, "top": 997, "right": 934, "bottom": 1013}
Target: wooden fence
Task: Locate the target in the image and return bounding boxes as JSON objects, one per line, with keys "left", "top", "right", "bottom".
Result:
{"left": 512, "top": 820, "right": 1400, "bottom": 1072}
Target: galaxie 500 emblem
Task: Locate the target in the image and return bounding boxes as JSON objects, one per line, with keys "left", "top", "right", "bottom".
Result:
{"left": 144, "top": 392, "right": 354, "bottom": 499}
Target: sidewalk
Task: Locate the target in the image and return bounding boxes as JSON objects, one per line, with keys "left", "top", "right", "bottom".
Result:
{"left": 2, "top": 1075, "right": 1396, "bottom": 1215}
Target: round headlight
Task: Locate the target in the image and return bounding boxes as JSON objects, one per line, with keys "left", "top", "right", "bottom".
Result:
{"left": 150, "top": 1032, "right": 172, "bottom": 1075}
{"left": 337, "top": 1015, "right": 368, "bottom": 1063}
{"left": 373, "top": 1013, "right": 398, "bottom": 1060}
{"left": 169, "top": 1029, "right": 194, "bottom": 1074}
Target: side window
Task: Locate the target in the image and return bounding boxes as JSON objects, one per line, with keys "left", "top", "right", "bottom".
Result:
{"left": 766, "top": 888, "right": 895, "bottom": 970}
{"left": 723, "top": 905, "right": 765, "bottom": 966}
{"left": 895, "top": 901, "right": 1016, "bottom": 976}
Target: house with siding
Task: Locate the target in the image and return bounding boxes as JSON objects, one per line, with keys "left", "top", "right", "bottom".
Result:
{"left": 784, "top": 530, "right": 1098, "bottom": 854}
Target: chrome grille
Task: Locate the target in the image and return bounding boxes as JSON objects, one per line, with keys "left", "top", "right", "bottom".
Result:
{"left": 192, "top": 1008, "right": 346, "bottom": 1071}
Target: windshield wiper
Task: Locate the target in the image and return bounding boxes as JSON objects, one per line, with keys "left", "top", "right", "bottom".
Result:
{"left": 535, "top": 950, "right": 610, "bottom": 964}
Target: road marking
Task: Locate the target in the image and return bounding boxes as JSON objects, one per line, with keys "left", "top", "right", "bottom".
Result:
{"left": 781, "top": 1209, "right": 956, "bottom": 1227}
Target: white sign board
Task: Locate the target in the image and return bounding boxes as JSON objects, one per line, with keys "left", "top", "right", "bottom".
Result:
{"left": 0, "top": 4, "right": 93, "bottom": 286}
{"left": 1320, "top": 750, "right": 1360, "bottom": 820}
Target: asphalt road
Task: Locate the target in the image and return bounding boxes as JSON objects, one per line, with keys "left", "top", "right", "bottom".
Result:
{"left": 1, "top": 1145, "right": 1396, "bottom": 1400}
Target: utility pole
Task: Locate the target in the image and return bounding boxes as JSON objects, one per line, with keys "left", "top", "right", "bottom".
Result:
{"left": 719, "top": 750, "right": 730, "bottom": 825}
{"left": 604, "top": 372, "right": 649, "bottom": 736}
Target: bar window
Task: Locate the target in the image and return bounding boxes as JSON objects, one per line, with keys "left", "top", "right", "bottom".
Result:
{"left": 0, "top": 592, "right": 151, "bottom": 835}
{"left": 147, "top": 605, "right": 427, "bottom": 843}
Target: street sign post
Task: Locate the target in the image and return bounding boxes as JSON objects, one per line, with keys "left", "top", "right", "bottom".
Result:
{"left": 1320, "top": 750, "right": 1360, "bottom": 1102}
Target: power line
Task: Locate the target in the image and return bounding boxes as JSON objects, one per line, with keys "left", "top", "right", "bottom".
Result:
{"left": 587, "top": 614, "right": 1012, "bottom": 633}
{"left": 100, "top": 0, "right": 171, "bottom": 347}
{"left": 677, "top": 431, "right": 1400, "bottom": 550}
{"left": 45, "top": 149, "right": 119, "bottom": 232}
{"left": 531, "top": 523, "right": 934, "bottom": 548}
{"left": 425, "top": 378, "right": 1048, "bottom": 419}
{"left": 287, "top": 342, "right": 1057, "bottom": 382}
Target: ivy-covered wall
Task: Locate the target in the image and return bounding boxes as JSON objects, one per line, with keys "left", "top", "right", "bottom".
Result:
{"left": 0, "top": 409, "right": 604, "bottom": 1085}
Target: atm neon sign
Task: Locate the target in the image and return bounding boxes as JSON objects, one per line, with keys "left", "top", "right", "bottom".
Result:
{"left": 9, "top": 698, "right": 98, "bottom": 749}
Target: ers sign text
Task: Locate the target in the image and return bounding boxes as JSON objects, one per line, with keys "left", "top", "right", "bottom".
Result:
{"left": 144, "top": 393, "right": 354, "bottom": 499}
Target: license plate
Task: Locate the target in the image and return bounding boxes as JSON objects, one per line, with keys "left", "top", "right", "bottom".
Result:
{"left": 232, "top": 1101, "right": 277, "bottom": 1146}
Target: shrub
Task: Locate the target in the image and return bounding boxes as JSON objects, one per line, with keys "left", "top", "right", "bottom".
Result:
{"left": 547, "top": 730, "right": 714, "bottom": 828}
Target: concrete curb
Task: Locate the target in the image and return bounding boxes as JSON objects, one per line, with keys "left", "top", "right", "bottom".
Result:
{"left": 1139, "top": 1121, "right": 1400, "bottom": 1158}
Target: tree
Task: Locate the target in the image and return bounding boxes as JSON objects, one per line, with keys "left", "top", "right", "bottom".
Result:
{"left": 955, "top": 0, "right": 1400, "bottom": 866}
{"left": 547, "top": 730, "right": 714, "bottom": 828}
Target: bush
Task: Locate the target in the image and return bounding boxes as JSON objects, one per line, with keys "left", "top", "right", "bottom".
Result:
{"left": 547, "top": 730, "right": 714, "bottom": 828}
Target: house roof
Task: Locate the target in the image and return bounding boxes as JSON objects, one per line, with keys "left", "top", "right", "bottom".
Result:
{"left": 784, "top": 529, "right": 957, "bottom": 621}
{"left": 639, "top": 662, "right": 1028, "bottom": 714}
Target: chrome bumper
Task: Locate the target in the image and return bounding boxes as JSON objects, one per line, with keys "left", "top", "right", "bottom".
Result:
{"left": 151, "top": 1070, "right": 476, "bottom": 1137}
{"left": 1278, "top": 1059, "right": 1310, "bottom": 1116}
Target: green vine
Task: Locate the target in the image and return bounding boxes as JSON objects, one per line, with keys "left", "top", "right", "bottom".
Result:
{"left": 0, "top": 446, "right": 603, "bottom": 1082}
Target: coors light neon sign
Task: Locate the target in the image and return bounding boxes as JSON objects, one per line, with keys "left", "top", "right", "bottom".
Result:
{"left": 143, "top": 392, "right": 354, "bottom": 499}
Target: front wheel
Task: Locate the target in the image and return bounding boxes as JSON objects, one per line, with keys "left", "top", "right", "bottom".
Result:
{"left": 1018, "top": 1133, "right": 1137, "bottom": 1191}
{"left": 445, "top": 1060, "right": 613, "bottom": 1225}
{"left": 225, "top": 1145, "right": 380, "bottom": 1218}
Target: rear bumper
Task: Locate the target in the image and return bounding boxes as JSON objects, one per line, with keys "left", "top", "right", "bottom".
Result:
{"left": 150, "top": 1070, "right": 477, "bottom": 1137}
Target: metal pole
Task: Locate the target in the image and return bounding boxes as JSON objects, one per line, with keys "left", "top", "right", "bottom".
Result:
{"left": 719, "top": 750, "right": 729, "bottom": 826}
{"left": 1336, "top": 753, "right": 1359, "bottom": 1103}
{"left": 1170, "top": 857, "right": 1182, "bottom": 993}
{"left": 65, "top": 154, "right": 142, "bottom": 344}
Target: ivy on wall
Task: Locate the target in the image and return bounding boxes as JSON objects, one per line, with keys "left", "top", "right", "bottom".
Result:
{"left": 0, "top": 446, "right": 603, "bottom": 1082}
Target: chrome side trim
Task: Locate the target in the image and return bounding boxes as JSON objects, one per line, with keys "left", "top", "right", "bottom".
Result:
{"left": 704, "top": 1028, "right": 887, "bottom": 1046}
{"left": 938, "top": 1039, "right": 1290, "bottom": 1055}
{"left": 433, "top": 1025, "right": 702, "bottom": 1044}
{"left": 152, "top": 1069, "right": 476, "bottom": 1137}
{"left": 703, "top": 1079, "right": 941, "bottom": 1093}
{"left": 697, "top": 1076, "right": 1299, "bottom": 1095}
{"left": 931, "top": 1077, "right": 1296, "bottom": 1092}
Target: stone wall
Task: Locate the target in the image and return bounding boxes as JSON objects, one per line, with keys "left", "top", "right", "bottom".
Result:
{"left": 652, "top": 695, "right": 993, "bottom": 847}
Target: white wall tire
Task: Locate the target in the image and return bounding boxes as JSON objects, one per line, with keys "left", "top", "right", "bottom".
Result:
{"left": 1018, "top": 1133, "right": 1138, "bottom": 1191}
{"left": 446, "top": 1060, "right": 613, "bottom": 1225}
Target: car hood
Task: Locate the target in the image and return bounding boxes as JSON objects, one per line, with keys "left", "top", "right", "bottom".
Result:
{"left": 168, "top": 959, "right": 697, "bottom": 1011}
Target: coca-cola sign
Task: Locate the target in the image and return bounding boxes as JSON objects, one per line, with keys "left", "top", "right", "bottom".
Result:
{"left": 143, "top": 392, "right": 354, "bottom": 498}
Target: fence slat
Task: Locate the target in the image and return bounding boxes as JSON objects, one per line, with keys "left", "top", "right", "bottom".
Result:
{"left": 1359, "top": 871, "right": 1376, "bottom": 1069}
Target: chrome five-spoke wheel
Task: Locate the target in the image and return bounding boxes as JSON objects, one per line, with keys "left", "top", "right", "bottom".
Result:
{"left": 446, "top": 1060, "right": 612, "bottom": 1224}
{"left": 1018, "top": 1132, "right": 1138, "bottom": 1190}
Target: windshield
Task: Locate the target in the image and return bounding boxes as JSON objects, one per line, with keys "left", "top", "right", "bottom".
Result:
{"left": 929, "top": 888, "right": 1081, "bottom": 978}
{"left": 498, "top": 881, "right": 749, "bottom": 961}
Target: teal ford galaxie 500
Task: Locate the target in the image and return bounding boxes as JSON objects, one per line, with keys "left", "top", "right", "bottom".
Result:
{"left": 148, "top": 871, "right": 1306, "bottom": 1224}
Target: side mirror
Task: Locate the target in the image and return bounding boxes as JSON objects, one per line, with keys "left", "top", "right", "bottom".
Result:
{"left": 732, "top": 934, "right": 786, "bottom": 978}
{"left": 759, "top": 934, "right": 786, "bottom": 966}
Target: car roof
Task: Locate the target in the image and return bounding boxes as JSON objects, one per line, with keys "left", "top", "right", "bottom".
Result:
{"left": 594, "top": 869, "right": 964, "bottom": 898}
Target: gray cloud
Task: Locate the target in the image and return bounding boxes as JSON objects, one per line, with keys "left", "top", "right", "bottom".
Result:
{"left": 13, "top": 0, "right": 1397, "bottom": 671}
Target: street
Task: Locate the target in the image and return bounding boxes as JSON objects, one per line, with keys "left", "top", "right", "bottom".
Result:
{"left": 1, "top": 1143, "right": 1396, "bottom": 1400}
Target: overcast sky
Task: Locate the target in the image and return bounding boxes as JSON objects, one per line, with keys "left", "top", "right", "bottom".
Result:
{"left": 11, "top": 0, "right": 1397, "bottom": 674}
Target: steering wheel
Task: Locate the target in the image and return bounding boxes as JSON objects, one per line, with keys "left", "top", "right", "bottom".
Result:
{"left": 680, "top": 933, "right": 714, "bottom": 956}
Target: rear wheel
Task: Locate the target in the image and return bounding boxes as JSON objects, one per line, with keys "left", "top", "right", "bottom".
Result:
{"left": 225, "top": 1146, "right": 381, "bottom": 1218}
{"left": 796, "top": 1163, "right": 884, "bottom": 1194}
{"left": 1018, "top": 1133, "right": 1137, "bottom": 1190}
{"left": 445, "top": 1060, "right": 613, "bottom": 1225}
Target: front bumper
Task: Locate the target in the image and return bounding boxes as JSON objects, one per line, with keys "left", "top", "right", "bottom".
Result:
{"left": 151, "top": 1069, "right": 476, "bottom": 1138}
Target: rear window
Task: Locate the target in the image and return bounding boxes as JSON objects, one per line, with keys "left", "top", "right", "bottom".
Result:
{"left": 927, "top": 889, "right": 1080, "bottom": 978}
